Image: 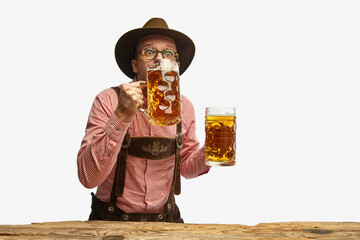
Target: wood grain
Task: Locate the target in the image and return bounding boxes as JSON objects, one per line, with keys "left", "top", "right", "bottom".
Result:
{"left": 0, "top": 221, "right": 359, "bottom": 239}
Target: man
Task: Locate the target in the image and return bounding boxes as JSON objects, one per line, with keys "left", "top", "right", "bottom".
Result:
{"left": 77, "top": 17, "right": 210, "bottom": 223}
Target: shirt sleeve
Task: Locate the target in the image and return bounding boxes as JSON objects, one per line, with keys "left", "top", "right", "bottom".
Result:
{"left": 77, "top": 89, "right": 130, "bottom": 188}
{"left": 180, "top": 96, "right": 211, "bottom": 179}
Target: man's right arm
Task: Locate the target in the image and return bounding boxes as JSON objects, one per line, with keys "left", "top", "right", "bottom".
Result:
{"left": 77, "top": 90, "right": 130, "bottom": 189}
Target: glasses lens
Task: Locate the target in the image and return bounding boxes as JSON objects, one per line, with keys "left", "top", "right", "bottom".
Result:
{"left": 142, "top": 47, "right": 156, "bottom": 60}
{"left": 163, "top": 49, "right": 176, "bottom": 59}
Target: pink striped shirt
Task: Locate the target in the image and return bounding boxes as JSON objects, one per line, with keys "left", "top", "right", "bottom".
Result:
{"left": 77, "top": 85, "right": 210, "bottom": 213}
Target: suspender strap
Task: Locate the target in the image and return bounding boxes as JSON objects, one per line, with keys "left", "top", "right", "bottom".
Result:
{"left": 108, "top": 131, "right": 130, "bottom": 212}
{"left": 112, "top": 86, "right": 121, "bottom": 100}
{"left": 174, "top": 122, "right": 183, "bottom": 195}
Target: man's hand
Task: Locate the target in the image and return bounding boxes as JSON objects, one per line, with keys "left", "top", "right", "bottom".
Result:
{"left": 115, "top": 81, "right": 145, "bottom": 123}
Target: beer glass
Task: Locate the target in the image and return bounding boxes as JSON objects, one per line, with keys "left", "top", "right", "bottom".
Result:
{"left": 140, "top": 58, "right": 182, "bottom": 126}
{"left": 205, "top": 107, "right": 236, "bottom": 166}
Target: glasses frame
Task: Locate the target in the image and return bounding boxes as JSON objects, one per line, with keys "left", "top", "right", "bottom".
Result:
{"left": 137, "top": 47, "right": 179, "bottom": 61}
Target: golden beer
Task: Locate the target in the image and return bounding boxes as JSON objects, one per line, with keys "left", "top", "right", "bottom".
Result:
{"left": 205, "top": 107, "right": 236, "bottom": 166}
{"left": 146, "top": 63, "right": 182, "bottom": 126}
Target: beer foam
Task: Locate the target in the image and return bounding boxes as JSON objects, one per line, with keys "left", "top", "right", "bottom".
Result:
{"left": 160, "top": 59, "right": 172, "bottom": 70}
{"left": 206, "top": 107, "right": 236, "bottom": 116}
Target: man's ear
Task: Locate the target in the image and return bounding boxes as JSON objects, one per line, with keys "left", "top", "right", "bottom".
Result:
{"left": 131, "top": 59, "right": 138, "bottom": 73}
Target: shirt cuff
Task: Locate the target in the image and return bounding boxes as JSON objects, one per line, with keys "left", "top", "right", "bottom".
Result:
{"left": 104, "top": 113, "right": 130, "bottom": 142}
{"left": 196, "top": 145, "right": 211, "bottom": 175}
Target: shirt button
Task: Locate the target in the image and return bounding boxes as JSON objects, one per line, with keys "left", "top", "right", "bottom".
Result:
{"left": 147, "top": 197, "right": 150, "bottom": 201}
{"left": 146, "top": 175, "right": 149, "bottom": 180}
{"left": 117, "top": 129, "right": 122, "bottom": 133}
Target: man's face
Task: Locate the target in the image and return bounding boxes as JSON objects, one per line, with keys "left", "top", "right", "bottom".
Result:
{"left": 131, "top": 34, "right": 178, "bottom": 81}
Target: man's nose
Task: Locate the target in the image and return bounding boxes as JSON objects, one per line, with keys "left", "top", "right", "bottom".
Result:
{"left": 154, "top": 51, "right": 164, "bottom": 60}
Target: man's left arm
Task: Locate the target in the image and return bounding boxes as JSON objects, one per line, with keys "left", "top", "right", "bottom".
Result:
{"left": 179, "top": 96, "right": 210, "bottom": 179}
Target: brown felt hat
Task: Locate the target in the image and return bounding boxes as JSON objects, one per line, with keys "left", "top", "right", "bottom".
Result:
{"left": 115, "top": 17, "right": 196, "bottom": 79}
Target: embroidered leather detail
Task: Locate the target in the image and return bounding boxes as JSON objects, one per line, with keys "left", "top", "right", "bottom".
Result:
{"left": 142, "top": 141, "right": 168, "bottom": 156}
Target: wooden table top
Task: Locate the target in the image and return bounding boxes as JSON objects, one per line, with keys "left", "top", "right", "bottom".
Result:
{"left": 1, "top": 221, "right": 360, "bottom": 239}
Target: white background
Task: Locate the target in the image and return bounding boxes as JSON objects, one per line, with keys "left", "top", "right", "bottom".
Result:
{"left": 0, "top": 0, "right": 359, "bottom": 225}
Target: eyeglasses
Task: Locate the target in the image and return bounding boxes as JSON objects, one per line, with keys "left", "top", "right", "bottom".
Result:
{"left": 137, "top": 47, "right": 178, "bottom": 61}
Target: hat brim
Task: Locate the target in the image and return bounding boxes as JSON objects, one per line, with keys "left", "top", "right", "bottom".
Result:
{"left": 115, "top": 27, "right": 195, "bottom": 79}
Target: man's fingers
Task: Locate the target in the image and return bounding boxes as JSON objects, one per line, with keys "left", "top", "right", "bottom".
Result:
{"left": 118, "top": 82, "right": 147, "bottom": 112}
{"left": 138, "top": 81, "right": 146, "bottom": 87}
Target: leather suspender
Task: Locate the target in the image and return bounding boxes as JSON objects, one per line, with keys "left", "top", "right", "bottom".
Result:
{"left": 174, "top": 123, "right": 183, "bottom": 195}
{"left": 108, "top": 87, "right": 182, "bottom": 213}
{"left": 108, "top": 131, "right": 130, "bottom": 212}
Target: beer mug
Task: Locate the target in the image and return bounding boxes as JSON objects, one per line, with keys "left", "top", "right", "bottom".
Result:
{"left": 205, "top": 107, "right": 236, "bottom": 166}
{"left": 139, "top": 58, "right": 182, "bottom": 126}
